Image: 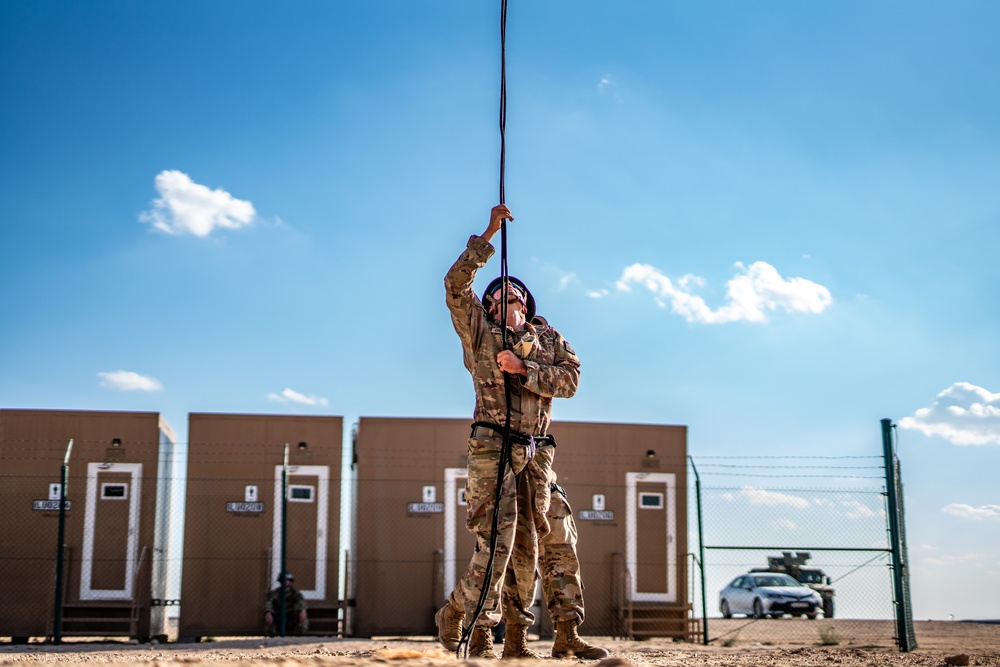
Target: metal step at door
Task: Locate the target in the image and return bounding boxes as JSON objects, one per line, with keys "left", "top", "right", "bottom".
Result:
{"left": 303, "top": 606, "right": 341, "bottom": 636}
{"left": 620, "top": 603, "right": 701, "bottom": 642}
{"left": 58, "top": 602, "right": 137, "bottom": 637}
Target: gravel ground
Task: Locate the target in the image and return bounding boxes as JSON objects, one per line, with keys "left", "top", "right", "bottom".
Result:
{"left": 1, "top": 621, "right": 996, "bottom": 667}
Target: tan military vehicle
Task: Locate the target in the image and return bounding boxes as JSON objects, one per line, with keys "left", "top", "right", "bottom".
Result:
{"left": 751, "top": 551, "right": 835, "bottom": 618}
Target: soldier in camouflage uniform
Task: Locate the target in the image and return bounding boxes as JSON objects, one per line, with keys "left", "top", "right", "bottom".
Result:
{"left": 436, "top": 204, "right": 580, "bottom": 659}
{"left": 263, "top": 572, "right": 308, "bottom": 636}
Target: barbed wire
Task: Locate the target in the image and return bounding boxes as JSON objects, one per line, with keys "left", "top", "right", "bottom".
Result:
{"left": 696, "top": 463, "right": 882, "bottom": 469}
{"left": 695, "top": 455, "right": 883, "bottom": 460}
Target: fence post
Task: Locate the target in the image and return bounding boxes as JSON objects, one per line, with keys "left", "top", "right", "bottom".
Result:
{"left": 689, "top": 457, "right": 708, "bottom": 645}
{"left": 52, "top": 438, "right": 73, "bottom": 645}
{"left": 279, "top": 443, "right": 289, "bottom": 638}
{"left": 881, "top": 419, "right": 917, "bottom": 652}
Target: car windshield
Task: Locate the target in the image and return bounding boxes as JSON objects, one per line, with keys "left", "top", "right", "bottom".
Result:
{"left": 752, "top": 574, "right": 801, "bottom": 587}
{"left": 798, "top": 571, "right": 823, "bottom": 584}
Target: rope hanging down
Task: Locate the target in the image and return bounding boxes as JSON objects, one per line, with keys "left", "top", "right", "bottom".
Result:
{"left": 456, "top": 0, "right": 514, "bottom": 658}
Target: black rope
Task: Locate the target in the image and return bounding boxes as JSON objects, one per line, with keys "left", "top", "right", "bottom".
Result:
{"left": 457, "top": 0, "right": 512, "bottom": 657}
{"left": 499, "top": 0, "right": 507, "bottom": 208}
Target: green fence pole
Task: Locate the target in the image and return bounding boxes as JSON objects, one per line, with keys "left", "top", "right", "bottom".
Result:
{"left": 689, "top": 457, "right": 708, "bottom": 645}
{"left": 881, "top": 419, "right": 916, "bottom": 651}
{"left": 280, "top": 443, "right": 289, "bottom": 638}
{"left": 52, "top": 439, "right": 73, "bottom": 645}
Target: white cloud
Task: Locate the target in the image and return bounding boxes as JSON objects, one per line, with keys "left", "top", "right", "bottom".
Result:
{"left": 942, "top": 503, "right": 1000, "bottom": 520}
{"left": 841, "top": 499, "right": 882, "bottom": 519}
{"left": 558, "top": 272, "right": 578, "bottom": 290}
{"left": 921, "top": 553, "right": 983, "bottom": 567}
{"left": 597, "top": 74, "right": 614, "bottom": 93}
{"left": 898, "top": 382, "right": 1000, "bottom": 446}
{"left": 98, "top": 370, "right": 162, "bottom": 392}
{"left": 724, "top": 486, "right": 810, "bottom": 509}
{"left": 586, "top": 289, "right": 610, "bottom": 298}
{"left": 772, "top": 519, "right": 797, "bottom": 530}
{"left": 615, "top": 261, "right": 832, "bottom": 324}
{"left": 267, "top": 387, "right": 329, "bottom": 408}
{"left": 140, "top": 170, "right": 255, "bottom": 237}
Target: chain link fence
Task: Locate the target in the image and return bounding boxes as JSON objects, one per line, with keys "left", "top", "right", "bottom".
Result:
{"left": 689, "top": 454, "right": 901, "bottom": 648}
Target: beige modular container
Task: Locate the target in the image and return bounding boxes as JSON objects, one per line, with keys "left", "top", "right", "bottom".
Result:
{"left": 0, "top": 409, "right": 177, "bottom": 641}
{"left": 177, "top": 413, "right": 343, "bottom": 641}
{"left": 351, "top": 417, "right": 690, "bottom": 640}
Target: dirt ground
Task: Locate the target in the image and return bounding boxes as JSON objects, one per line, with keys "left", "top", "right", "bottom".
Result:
{"left": 2, "top": 621, "right": 997, "bottom": 667}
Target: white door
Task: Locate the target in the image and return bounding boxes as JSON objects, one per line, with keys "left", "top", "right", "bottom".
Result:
{"left": 80, "top": 462, "right": 142, "bottom": 600}
{"left": 271, "top": 465, "right": 329, "bottom": 600}
{"left": 443, "top": 467, "right": 473, "bottom": 600}
{"left": 625, "top": 472, "right": 677, "bottom": 602}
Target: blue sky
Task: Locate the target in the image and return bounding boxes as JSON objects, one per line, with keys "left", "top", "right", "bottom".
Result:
{"left": 2, "top": 1, "right": 998, "bottom": 621}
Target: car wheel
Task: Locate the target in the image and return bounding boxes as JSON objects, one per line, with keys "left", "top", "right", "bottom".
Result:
{"left": 770, "top": 613, "right": 782, "bottom": 619}
{"left": 824, "top": 599, "right": 835, "bottom": 618}
{"left": 806, "top": 613, "right": 817, "bottom": 620}
{"left": 721, "top": 600, "right": 732, "bottom": 619}
{"left": 791, "top": 613, "right": 802, "bottom": 618}
{"left": 752, "top": 599, "right": 764, "bottom": 619}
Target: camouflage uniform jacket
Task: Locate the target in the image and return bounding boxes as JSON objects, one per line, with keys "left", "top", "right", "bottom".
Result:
{"left": 445, "top": 234, "right": 580, "bottom": 436}
{"left": 263, "top": 585, "right": 306, "bottom": 616}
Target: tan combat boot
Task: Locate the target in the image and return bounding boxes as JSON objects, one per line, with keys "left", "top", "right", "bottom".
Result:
{"left": 469, "top": 624, "right": 499, "bottom": 659}
{"left": 435, "top": 603, "right": 463, "bottom": 651}
{"left": 552, "top": 620, "right": 609, "bottom": 660}
{"left": 501, "top": 623, "right": 541, "bottom": 659}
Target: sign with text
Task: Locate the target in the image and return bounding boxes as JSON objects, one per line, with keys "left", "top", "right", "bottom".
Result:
{"left": 578, "top": 509, "right": 614, "bottom": 521}
{"left": 407, "top": 502, "right": 444, "bottom": 514}
{"left": 226, "top": 501, "right": 265, "bottom": 513}
{"left": 33, "top": 500, "right": 72, "bottom": 511}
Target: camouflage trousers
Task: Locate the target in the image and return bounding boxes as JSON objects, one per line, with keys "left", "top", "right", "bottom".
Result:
{"left": 500, "top": 468, "right": 586, "bottom": 626}
{"left": 264, "top": 617, "right": 308, "bottom": 636}
{"left": 446, "top": 432, "right": 554, "bottom": 627}
{"left": 538, "top": 471, "right": 586, "bottom": 624}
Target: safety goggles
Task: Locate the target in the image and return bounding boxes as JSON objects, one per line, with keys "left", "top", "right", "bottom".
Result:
{"left": 490, "top": 283, "right": 526, "bottom": 306}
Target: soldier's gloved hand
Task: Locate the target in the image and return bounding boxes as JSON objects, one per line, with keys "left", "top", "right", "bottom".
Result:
{"left": 483, "top": 204, "right": 513, "bottom": 242}
{"left": 497, "top": 350, "right": 527, "bottom": 376}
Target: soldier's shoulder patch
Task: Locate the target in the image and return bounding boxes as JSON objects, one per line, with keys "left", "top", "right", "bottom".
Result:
{"left": 562, "top": 340, "right": 576, "bottom": 356}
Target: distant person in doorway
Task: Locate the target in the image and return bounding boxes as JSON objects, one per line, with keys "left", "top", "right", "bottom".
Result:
{"left": 263, "top": 571, "right": 308, "bottom": 636}
{"left": 436, "top": 204, "right": 581, "bottom": 659}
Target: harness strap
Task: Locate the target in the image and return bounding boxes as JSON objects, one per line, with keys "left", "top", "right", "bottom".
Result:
{"left": 471, "top": 421, "right": 557, "bottom": 448}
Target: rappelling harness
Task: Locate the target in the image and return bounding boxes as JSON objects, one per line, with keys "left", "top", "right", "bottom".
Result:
{"left": 470, "top": 421, "right": 557, "bottom": 462}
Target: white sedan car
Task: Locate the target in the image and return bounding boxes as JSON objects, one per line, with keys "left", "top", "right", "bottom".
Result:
{"left": 719, "top": 572, "right": 823, "bottom": 619}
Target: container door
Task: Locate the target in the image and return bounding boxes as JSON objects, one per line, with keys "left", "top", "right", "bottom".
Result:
{"left": 271, "top": 465, "right": 329, "bottom": 600}
{"left": 80, "top": 462, "right": 143, "bottom": 600}
{"left": 625, "top": 472, "right": 677, "bottom": 602}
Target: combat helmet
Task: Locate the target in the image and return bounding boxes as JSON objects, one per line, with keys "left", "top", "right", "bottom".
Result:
{"left": 482, "top": 276, "right": 536, "bottom": 323}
